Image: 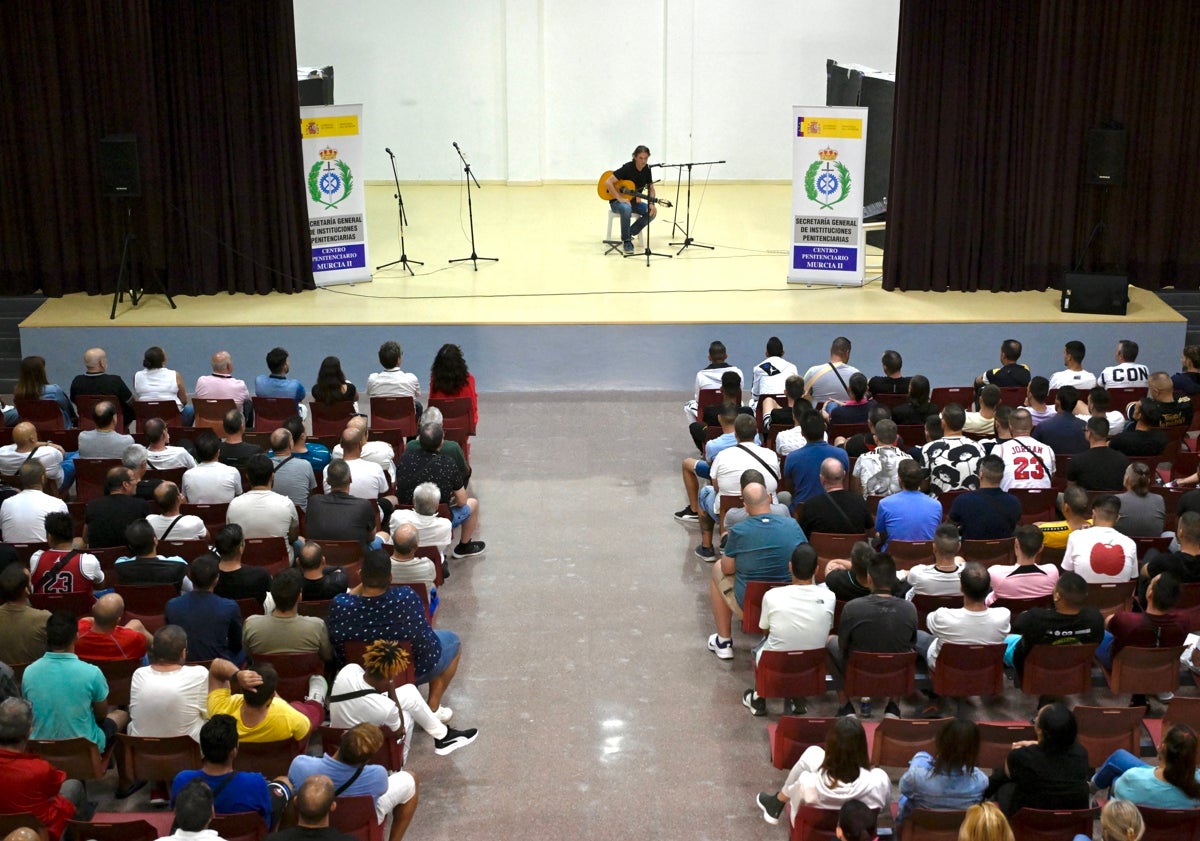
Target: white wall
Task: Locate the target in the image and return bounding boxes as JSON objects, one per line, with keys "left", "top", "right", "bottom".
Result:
{"left": 293, "top": 0, "right": 899, "bottom": 183}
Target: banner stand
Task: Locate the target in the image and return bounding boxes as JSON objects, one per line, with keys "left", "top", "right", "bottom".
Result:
{"left": 300, "top": 105, "right": 371, "bottom": 288}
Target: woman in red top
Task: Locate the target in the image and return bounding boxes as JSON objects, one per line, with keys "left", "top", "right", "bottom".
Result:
{"left": 428, "top": 344, "right": 477, "bottom": 427}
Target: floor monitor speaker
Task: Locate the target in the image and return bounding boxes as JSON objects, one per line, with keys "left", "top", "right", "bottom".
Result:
{"left": 1061, "top": 272, "right": 1128, "bottom": 316}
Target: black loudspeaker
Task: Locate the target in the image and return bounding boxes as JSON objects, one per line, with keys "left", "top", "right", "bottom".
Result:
{"left": 99, "top": 134, "right": 141, "bottom": 197}
{"left": 1085, "top": 127, "right": 1126, "bottom": 186}
{"left": 1061, "top": 272, "right": 1129, "bottom": 316}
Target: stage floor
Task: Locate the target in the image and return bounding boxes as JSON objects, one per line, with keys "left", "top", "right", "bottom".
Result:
{"left": 21, "top": 183, "right": 1180, "bottom": 328}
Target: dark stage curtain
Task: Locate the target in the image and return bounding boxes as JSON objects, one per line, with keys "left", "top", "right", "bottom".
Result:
{"left": 0, "top": 1, "right": 313, "bottom": 297}
{"left": 884, "top": 1, "right": 1200, "bottom": 292}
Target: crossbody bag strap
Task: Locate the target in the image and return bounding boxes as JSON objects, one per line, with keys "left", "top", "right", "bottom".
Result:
{"left": 159, "top": 515, "right": 185, "bottom": 542}
{"left": 828, "top": 362, "right": 849, "bottom": 393}
{"left": 735, "top": 444, "right": 779, "bottom": 481}
{"left": 35, "top": 549, "right": 80, "bottom": 591}
{"left": 1012, "top": 439, "right": 1049, "bottom": 475}
{"left": 334, "top": 766, "right": 365, "bottom": 796}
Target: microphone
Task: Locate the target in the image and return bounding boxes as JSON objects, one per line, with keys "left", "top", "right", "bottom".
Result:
{"left": 385, "top": 147, "right": 394, "bottom": 156}
{"left": 452, "top": 142, "right": 460, "bottom": 150}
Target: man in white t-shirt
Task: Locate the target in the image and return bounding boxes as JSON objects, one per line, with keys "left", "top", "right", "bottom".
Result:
{"left": 773, "top": 402, "right": 812, "bottom": 459}
{"left": 903, "top": 524, "right": 966, "bottom": 598}
{"left": 332, "top": 417, "right": 396, "bottom": 485}
{"left": 226, "top": 455, "right": 299, "bottom": 559}
{"left": 388, "top": 482, "right": 452, "bottom": 558}
{"left": 0, "top": 461, "right": 68, "bottom": 543}
{"left": 992, "top": 408, "right": 1055, "bottom": 490}
{"left": 685, "top": 340, "right": 743, "bottom": 423}
{"left": 366, "top": 340, "right": 422, "bottom": 400}
{"left": 917, "top": 562, "right": 1011, "bottom": 714}
{"left": 751, "top": 336, "right": 799, "bottom": 410}
{"left": 1048, "top": 340, "right": 1097, "bottom": 392}
{"left": 742, "top": 544, "right": 835, "bottom": 717}
{"left": 147, "top": 482, "right": 209, "bottom": 541}
{"left": 1098, "top": 339, "right": 1150, "bottom": 389}
{"left": 0, "top": 422, "right": 68, "bottom": 489}
{"left": 142, "top": 418, "right": 197, "bottom": 470}
{"left": 181, "top": 430, "right": 243, "bottom": 504}
{"left": 129, "top": 625, "right": 210, "bottom": 743}
{"left": 1062, "top": 494, "right": 1137, "bottom": 584}
{"left": 801, "top": 336, "right": 860, "bottom": 407}
{"left": 325, "top": 427, "right": 390, "bottom": 501}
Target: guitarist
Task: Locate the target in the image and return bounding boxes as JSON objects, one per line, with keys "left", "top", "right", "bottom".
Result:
{"left": 605, "top": 145, "right": 657, "bottom": 253}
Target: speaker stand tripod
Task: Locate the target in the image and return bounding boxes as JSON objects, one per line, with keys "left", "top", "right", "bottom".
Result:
{"left": 448, "top": 142, "right": 497, "bottom": 271}
{"left": 1072, "top": 187, "right": 1111, "bottom": 273}
{"left": 376, "top": 148, "right": 422, "bottom": 276}
{"left": 110, "top": 202, "right": 175, "bottom": 320}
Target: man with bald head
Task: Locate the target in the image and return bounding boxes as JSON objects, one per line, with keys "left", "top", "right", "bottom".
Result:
{"left": 194, "top": 350, "right": 252, "bottom": 422}
{"left": 77, "top": 401, "right": 134, "bottom": 459}
{"left": 0, "top": 421, "right": 73, "bottom": 492}
{"left": 70, "top": 347, "right": 134, "bottom": 428}
{"left": 269, "top": 774, "right": 355, "bottom": 841}
{"left": 269, "top": 428, "right": 316, "bottom": 512}
{"left": 332, "top": 416, "right": 396, "bottom": 485}
{"left": 326, "top": 426, "right": 390, "bottom": 501}
{"left": 992, "top": 407, "right": 1056, "bottom": 490}
{"left": 798, "top": 457, "right": 873, "bottom": 537}
{"left": 148, "top": 482, "right": 208, "bottom": 541}
{"left": 76, "top": 593, "right": 152, "bottom": 661}
{"left": 388, "top": 524, "right": 436, "bottom": 591}
{"left": 706, "top": 482, "right": 806, "bottom": 661}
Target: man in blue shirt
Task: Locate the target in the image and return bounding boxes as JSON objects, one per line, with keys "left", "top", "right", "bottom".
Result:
{"left": 875, "top": 460, "right": 942, "bottom": 549}
{"left": 783, "top": 413, "right": 849, "bottom": 507}
{"left": 255, "top": 347, "right": 307, "bottom": 420}
{"left": 172, "top": 714, "right": 281, "bottom": 828}
{"left": 164, "top": 554, "right": 243, "bottom": 663}
{"left": 1031, "top": 385, "right": 1088, "bottom": 455}
{"left": 706, "top": 483, "right": 805, "bottom": 660}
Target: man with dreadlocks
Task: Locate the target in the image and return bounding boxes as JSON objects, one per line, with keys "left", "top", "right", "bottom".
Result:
{"left": 329, "top": 639, "right": 477, "bottom": 759}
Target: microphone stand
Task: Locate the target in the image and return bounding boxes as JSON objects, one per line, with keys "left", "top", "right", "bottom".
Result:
{"left": 665, "top": 159, "right": 724, "bottom": 254}
{"left": 448, "top": 142, "right": 497, "bottom": 271}
{"left": 376, "top": 148, "right": 422, "bottom": 275}
{"left": 626, "top": 178, "right": 671, "bottom": 266}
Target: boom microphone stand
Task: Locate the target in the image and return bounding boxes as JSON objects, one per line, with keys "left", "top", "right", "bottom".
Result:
{"left": 376, "top": 147, "right": 422, "bottom": 275}
{"left": 627, "top": 179, "right": 672, "bottom": 266}
{"left": 448, "top": 142, "right": 497, "bottom": 271}
{"left": 667, "top": 159, "right": 724, "bottom": 254}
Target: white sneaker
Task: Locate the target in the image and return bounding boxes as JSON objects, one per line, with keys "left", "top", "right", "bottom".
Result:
{"left": 307, "top": 675, "right": 328, "bottom": 705}
{"left": 707, "top": 633, "right": 733, "bottom": 660}
{"left": 433, "top": 704, "right": 453, "bottom": 723}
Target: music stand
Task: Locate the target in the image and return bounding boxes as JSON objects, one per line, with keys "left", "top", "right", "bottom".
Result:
{"left": 448, "top": 142, "right": 497, "bottom": 271}
{"left": 376, "top": 148, "right": 422, "bottom": 275}
{"left": 109, "top": 201, "right": 176, "bottom": 320}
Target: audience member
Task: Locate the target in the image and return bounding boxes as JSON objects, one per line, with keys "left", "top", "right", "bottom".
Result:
{"left": 133, "top": 346, "right": 192, "bottom": 425}
{"left": 1098, "top": 339, "right": 1149, "bottom": 389}
{"left": 218, "top": 410, "right": 264, "bottom": 468}
{"left": 305, "top": 460, "right": 382, "bottom": 550}
{"left": 987, "top": 525, "right": 1059, "bottom": 603}
{"left": 70, "top": 347, "right": 134, "bottom": 429}
{"left": 0, "top": 696, "right": 89, "bottom": 840}
{"left": 784, "top": 414, "right": 849, "bottom": 506}
{"left": 212, "top": 523, "right": 272, "bottom": 604}
{"left": 903, "top": 524, "right": 966, "bottom": 597}
{"left": 1143, "top": 511, "right": 1200, "bottom": 590}
{"left": 326, "top": 425, "right": 389, "bottom": 501}
{"left": 836, "top": 800, "right": 881, "bottom": 841}
{"left": 802, "top": 337, "right": 860, "bottom": 406}
{"left": 161, "top": 778, "right": 221, "bottom": 841}
{"left": 742, "top": 544, "right": 834, "bottom": 717}
{"left": 183, "top": 430, "right": 244, "bottom": 504}
{"left": 985, "top": 701, "right": 1089, "bottom": 815}
{"left": 1032, "top": 385, "right": 1088, "bottom": 454}
{"left": 29, "top": 511, "right": 102, "bottom": 596}
{"left": 684, "top": 340, "right": 742, "bottom": 422}
{"left": 762, "top": 374, "right": 810, "bottom": 436}
{"left": 1141, "top": 370, "right": 1193, "bottom": 429}
{"left": 797, "top": 458, "right": 873, "bottom": 537}
{"left": 114, "top": 518, "right": 192, "bottom": 591}
{"left": 695, "top": 415, "right": 779, "bottom": 559}
{"left": 311, "top": 355, "right": 358, "bottom": 410}
{"left": 16, "top": 355, "right": 76, "bottom": 429}
{"left": 874, "top": 460, "right": 941, "bottom": 549}
{"left": 267, "top": 428, "right": 316, "bottom": 512}
{"left": 840, "top": 402, "right": 892, "bottom": 459}
{"left": 255, "top": 346, "right": 307, "bottom": 418}
{"left": 1048, "top": 340, "right": 1096, "bottom": 391}
{"left": 393, "top": 424, "right": 483, "bottom": 559}
{"left": 122, "top": 443, "right": 165, "bottom": 501}
{"left": 0, "top": 461, "right": 67, "bottom": 543}
{"left": 975, "top": 339, "right": 1030, "bottom": 389}
{"left": 243, "top": 569, "right": 332, "bottom": 662}
{"left": 1062, "top": 495, "right": 1137, "bottom": 584}
{"left": 959, "top": 802, "right": 1015, "bottom": 841}
{"left": 963, "top": 385, "right": 1001, "bottom": 436}
{"left": 755, "top": 716, "right": 890, "bottom": 826}
{"left": 675, "top": 403, "right": 738, "bottom": 522}
{"left": 143, "top": 418, "right": 197, "bottom": 470}
{"left": 1091, "top": 723, "right": 1200, "bottom": 809}
{"left": 1096, "top": 572, "right": 1187, "bottom": 709}
{"left": 992, "top": 409, "right": 1055, "bottom": 490}
{"left": 367, "top": 340, "right": 422, "bottom": 408}
{"left": 1111, "top": 398, "right": 1167, "bottom": 456}
{"left": 75, "top": 593, "right": 151, "bottom": 661}
{"left": 1005, "top": 572, "right": 1104, "bottom": 680}
{"left": 164, "top": 554, "right": 242, "bottom": 662}
{"left": 129, "top": 625, "right": 209, "bottom": 742}
{"left": 226, "top": 456, "right": 299, "bottom": 559}
{"left": 1036, "top": 484, "right": 1091, "bottom": 552}
{"left": 1025, "top": 376, "right": 1055, "bottom": 426}
{"left": 1175, "top": 345, "right": 1200, "bottom": 396}
{"left": 851, "top": 419, "right": 909, "bottom": 497}
{"left": 948, "top": 455, "right": 1021, "bottom": 540}
{"left": 0, "top": 565, "right": 51, "bottom": 665}
{"left": 920, "top": 404, "right": 985, "bottom": 495}
{"left": 825, "top": 372, "right": 872, "bottom": 425}
{"left": 0, "top": 422, "right": 73, "bottom": 494}
{"left": 896, "top": 719, "right": 988, "bottom": 823}
{"left": 823, "top": 542, "right": 875, "bottom": 603}
{"left": 332, "top": 416, "right": 396, "bottom": 486}
{"left": 724, "top": 468, "right": 791, "bottom": 532}
{"left": 292, "top": 542, "right": 350, "bottom": 603}
{"left": 171, "top": 714, "right": 287, "bottom": 828}
{"left": 194, "top": 350, "right": 253, "bottom": 421}
{"left": 705, "top": 483, "right": 803, "bottom": 660}
{"left": 750, "top": 336, "right": 798, "bottom": 409}
{"left": 266, "top": 775, "right": 354, "bottom": 841}
{"left": 890, "top": 375, "right": 939, "bottom": 426}
{"left": 282, "top": 415, "right": 331, "bottom": 480}
{"left": 1078, "top": 386, "right": 1126, "bottom": 436}
{"left": 386, "top": 524, "right": 437, "bottom": 595}
{"left": 868, "top": 349, "right": 910, "bottom": 396}
{"left": 84, "top": 465, "right": 152, "bottom": 548}
{"left": 77, "top": 400, "right": 134, "bottom": 458}
{"left": 148, "top": 481, "right": 209, "bottom": 541}
{"left": 206, "top": 657, "right": 324, "bottom": 742}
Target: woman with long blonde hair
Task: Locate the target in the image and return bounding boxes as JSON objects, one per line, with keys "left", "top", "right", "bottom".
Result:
{"left": 958, "top": 802, "right": 1013, "bottom": 841}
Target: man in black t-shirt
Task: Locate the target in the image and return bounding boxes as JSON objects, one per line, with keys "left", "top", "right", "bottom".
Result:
{"left": 1067, "top": 416, "right": 1129, "bottom": 490}
{"left": 799, "top": 458, "right": 873, "bottom": 537}
{"left": 1008, "top": 571, "right": 1105, "bottom": 679}
{"left": 604, "top": 144, "right": 656, "bottom": 252}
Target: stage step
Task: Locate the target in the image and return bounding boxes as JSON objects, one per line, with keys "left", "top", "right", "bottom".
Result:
{"left": 0, "top": 295, "right": 47, "bottom": 395}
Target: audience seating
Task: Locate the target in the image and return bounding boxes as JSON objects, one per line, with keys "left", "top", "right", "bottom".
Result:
{"left": 1008, "top": 807, "right": 1097, "bottom": 841}
{"left": 754, "top": 649, "right": 827, "bottom": 707}
{"left": 74, "top": 458, "right": 122, "bottom": 503}
{"left": 145, "top": 465, "right": 187, "bottom": 487}
{"left": 894, "top": 424, "right": 927, "bottom": 447}
{"left": 318, "top": 725, "right": 405, "bottom": 772}
{"left": 310, "top": 401, "right": 357, "bottom": 437}
{"left": 958, "top": 539, "right": 1012, "bottom": 566}
{"left": 1105, "top": 386, "right": 1147, "bottom": 407}
{"left": 329, "top": 795, "right": 384, "bottom": 841}
{"left": 29, "top": 590, "right": 95, "bottom": 617}
{"left": 871, "top": 717, "right": 949, "bottom": 767}
{"left": 249, "top": 396, "right": 298, "bottom": 432}
{"left": 193, "top": 398, "right": 236, "bottom": 431}
{"left": 1102, "top": 645, "right": 1186, "bottom": 699}
{"left": 46, "top": 428, "right": 81, "bottom": 453}
{"left": 315, "top": 539, "right": 364, "bottom": 568}
{"left": 115, "top": 734, "right": 203, "bottom": 790}
{"left": 789, "top": 805, "right": 841, "bottom": 841}
{"left": 66, "top": 818, "right": 158, "bottom": 841}
{"left": 231, "top": 739, "right": 304, "bottom": 780}
{"left": 159, "top": 538, "right": 214, "bottom": 561}
{"left": 249, "top": 651, "right": 324, "bottom": 702}
{"left": 990, "top": 594, "right": 1052, "bottom": 622}
{"left": 26, "top": 737, "right": 113, "bottom": 792}
{"left": 976, "top": 722, "right": 1036, "bottom": 770}
{"left": 369, "top": 396, "right": 418, "bottom": 437}
{"left": 695, "top": 389, "right": 723, "bottom": 425}
{"left": 1072, "top": 705, "right": 1144, "bottom": 768}
{"left": 897, "top": 808, "right": 968, "bottom": 841}
{"left": 768, "top": 716, "right": 836, "bottom": 770}
{"left": 1082, "top": 580, "right": 1137, "bottom": 616}
{"left": 843, "top": 651, "right": 916, "bottom": 701}
{"left": 1138, "top": 805, "right": 1200, "bottom": 841}
{"left": 297, "top": 599, "right": 332, "bottom": 620}
{"left": 885, "top": 540, "right": 934, "bottom": 571}
{"left": 930, "top": 386, "right": 973, "bottom": 407}
{"left": 931, "top": 642, "right": 1007, "bottom": 701}
{"left": 14, "top": 398, "right": 65, "bottom": 431}
{"left": 1145, "top": 696, "right": 1200, "bottom": 753}
{"left": 1179, "top": 583, "right": 1200, "bottom": 610}
{"left": 241, "top": 537, "right": 290, "bottom": 575}
{"left": 935, "top": 490, "right": 965, "bottom": 520}
{"left": 997, "top": 386, "right": 1026, "bottom": 408}
{"left": 428, "top": 396, "right": 476, "bottom": 438}
{"left": 180, "top": 502, "right": 230, "bottom": 530}
{"left": 114, "top": 583, "right": 178, "bottom": 632}
{"left": 86, "top": 657, "right": 140, "bottom": 707}
{"left": 911, "top": 593, "right": 963, "bottom": 631}
{"left": 808, "top": 533, "right": 866, "bottom": 568}
{"left": 1018, "top": 643, "right": 1098, "bottom": 698}
{"left": 208, "top": 811, "right": 267, "bottom": 841}
{"left": 1009, "top": 487, "right": 1057, "bottom": 523}
{"left": 234, "top": 598, "right": 262, "bottom": 622}
{"left": 133, "top": 399, "right": 182, "bottom": 429}
{"left": 74, "top": 394, "right": 125, "bottom": 432}
{"left": 1131, "top": 535, "right": 1172, "bottom": 561}
{"left": 740, "top": 580, "right": 786, "bottom": 635}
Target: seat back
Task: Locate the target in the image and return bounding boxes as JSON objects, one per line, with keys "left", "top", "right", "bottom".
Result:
{"left": 770, "top": 716, "right": 837, "bottom": 770}
{"left": 886, "top": 540, "right": 935, "bottom": 571}
{"left": 1019, "top": 643, "right": 1099, "bottom": 697}
{"left": 158, "top": 538, "right": 214, "bottom": 562}
{"left": 959, "top": 539, "right": 1013, "bottom": 566}
{"left": 315, "top": 539, "right": 364, "bottom": 568}
{"left": 1132, "top": 535, "right": 1173, "bottom": 561}
{"left": 1106, "top": 645, "right": 1186, "bottom": 697}
{"left": 249, "top": 396, "right": 299, "bottom": 432}
{"left": 1138, "top": 805, "right": 1200, "bottom": 841}
{"left": 1073, "top": 704, "right": 1144, "bottom": 768}
{"left": 997, "top": 387, "right": 1027, "bottom": 408}
{"left": 330, "top": 795, "right": 384, "bottom": 841}
{"left": 911, "top": 593, "right": 964, "bottom": 632}
{"left": 297, "top": 600, "right": 333, "bottom": 620}
{"left": 14, "top": 398, "right": 65, "bottom": 431}
{"left": 84, "top": 656, "right": 140, "bottom": 706}
{"left": 871, "top": 717, "right": 951, "bottom": 767}
{"left": 74, "top": 457, "right": 122, "bottom": 503}
{"left": 990, "top": 594, "right": 1053, "bottom": 623}
{"left": 898, "top": 808, "right": 968, "bottom": 841}
{"left": 1083, "top": 580, "right": 1137, "bottom": 617}
{"left": 843, "top": 650, "right": 917, "bottom": 699}
{"left": 930, "top": 386, "right": 974, "bottom": 407}
{"left": 133, "top": 399, "right": 182, "bottom": 429}
{"left": 193, "top": 398, "right": 236, "bottom": 431}
{"left": 116, "top": 734, "right": 203, "bottom": 784}
{"left": 114, "top": 583, "right": 179, "bottom": 631}
{"left": 1010, "top": 487, "right": 1058, "bottom": 523}
{"left": 976, "top": 722, "right": 1036, "bottom": 770}
{"left": 74, "top": 394, "right": 125, "bottom": 432}
{"left": 894, "top": 424, "right": 928, "bottom": 447}
{"left": 241, "top": 537, "right": 290, "bottom": 575}
{"left": 1009, "top": 808, "right": 1096, "bottom": 841}
{"left": 26, "top": 736, "right": 107, "bottom": 780}
{"left": 740, "top": 580, "right": 787, "bottom": 635}
{"left": 696, "top": 388, "right": 723, "bottom": 423}
{"left": 208, "top": 812, "right": 267, "bottom": 841}
{"left": 249, "top": 651, "right": 325, "bottom": 701}
{"left": 368, "top": 396, "right": 417, "bottom": 436}
{"left": 789, "top": 805, "right": 844, "bottom": 841}
{"left": 931, "top": 642, "right": 1007, "bottom": 698}
{"left": 231, "top": 738, "right": 304, "bottom": 780}
{"left": 310, "top": 401, "right": 358, "bottom": 437}
{"left": 66, "top": 819, "right": 158, "bottom": 841}
{"left": 180, "top": 502, "right": 230, "bottom": 530}
{"left": 427, "top": 396, "right": 475, "bottom": 436}
{"left": 29, "top": 590, "right": 95, "bottom": 617}
{"left": 808, "top": 532, "right": 868, "bottom": 567}
{"left": 754, "top": 649, "right": 827, "bottom": 701}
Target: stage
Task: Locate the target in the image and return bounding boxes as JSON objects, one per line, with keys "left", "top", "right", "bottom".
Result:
{"left": 20, "top": 183, "right": 1186, "bottom": 392}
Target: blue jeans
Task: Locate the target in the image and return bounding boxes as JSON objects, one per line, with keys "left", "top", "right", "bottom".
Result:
{"left": 1092, "top": 748, "right": 1147, "bottom": 793}
{"left": 1095, "top": 631, "right": 1115, "bottom": 669}
{"left": 609, "top": 198, "right": 650, "bottom": 243}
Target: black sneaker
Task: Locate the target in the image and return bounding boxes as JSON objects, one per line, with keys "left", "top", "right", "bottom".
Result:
{"left": 674, "top": 505, "right": 699, "bottom": 522}
{"left": 783, "top": 697, "right": 807, "bottom": 715}
{"left": 623, "top": 241, "right": 634, "bottom": 254}
{"left": 452, "top": 541, "right": 486, "bottom": 559}
{"left": 694, "top": 545, "right": 716, "bottom": 561}
{"left": 836, "top": 701, "right": 856, "bottom": 717}
{"left": 756, "top": 792, "right": 785, "bottom": 826}
{"left": 884, "top": 701, "right": 902, "bottom": 720}
{"left": 743, "top": 688, "right": 767, "bottom": 716}
{"left": 433, "top": 726, "right": 479, "bottom": 756}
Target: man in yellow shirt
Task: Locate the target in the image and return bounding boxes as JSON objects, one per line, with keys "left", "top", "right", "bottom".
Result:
{"left": 1036, "top": 485, "right": 1092, "bottom": 551}
{"left": 206, "top": 658, "right": 326, "bottom": 742}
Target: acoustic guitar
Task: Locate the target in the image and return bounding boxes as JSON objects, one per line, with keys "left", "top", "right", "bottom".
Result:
{"left": 596, "top": 171, "right": 673, "bottom": 206}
